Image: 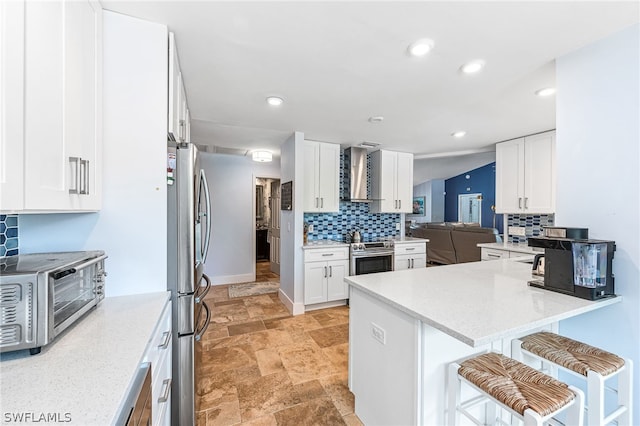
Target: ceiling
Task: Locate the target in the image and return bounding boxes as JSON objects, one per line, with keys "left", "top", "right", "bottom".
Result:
{"left": 101, "top": 1, "right": 638, "bottom": 180}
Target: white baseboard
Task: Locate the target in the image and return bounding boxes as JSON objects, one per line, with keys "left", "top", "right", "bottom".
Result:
{"left": 303, "top": 300, "right": 348, "bottom": 312}
{"left": 278, "top": 289, "right": 305, "bottom": 316}
{"left": 210, "top": 273, "right": 255, "bottom": 286}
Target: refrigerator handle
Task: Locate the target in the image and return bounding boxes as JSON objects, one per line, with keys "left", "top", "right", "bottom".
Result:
{"left": 195, "top": 301, "right": 211, "bottom": 342}
{"left": 200, "top": 169, "right": 212, "bottom": 263}
{"left": 195, "top": 273, "right": 211, "bottom": 303}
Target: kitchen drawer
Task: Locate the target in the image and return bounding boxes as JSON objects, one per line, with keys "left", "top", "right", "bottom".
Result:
{"left": 144, "top": 300, "right": 172, "bottom": 367}
{"left": 304, "top": 247, "right": 349, "bottom": 262}
{"left": 481, "top": 248, "right": 510, "bottom": 261}
{"left": 394, "top": 242, "right": 426, "bottom": 256}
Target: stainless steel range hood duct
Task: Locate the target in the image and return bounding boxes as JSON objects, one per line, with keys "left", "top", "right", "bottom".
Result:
{"left": 343, "top": 147, "right": 371, "bottom": 202}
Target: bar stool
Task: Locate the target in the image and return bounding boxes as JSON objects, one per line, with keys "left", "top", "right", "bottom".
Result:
{"left": 512, "top": 332, "right": 633, "bottom": 426}
{"left": 448, "top": 352, "right": 585, "bottom": 425}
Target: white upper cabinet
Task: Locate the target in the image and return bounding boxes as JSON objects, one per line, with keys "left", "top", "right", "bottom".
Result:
{"left": 370, "top": 150, "right": 414, "bottom": 213}
{"left": 1, "top": 0, "right": 103, "bottom": 213}
{"left": 168, "top": 33, "right": 189, "bottom": 142}
{"left": 303, "top": 140, "right": 340, "bottom": 213}
{"left": 495, "top": 131, "right": 556, "bottom": 214}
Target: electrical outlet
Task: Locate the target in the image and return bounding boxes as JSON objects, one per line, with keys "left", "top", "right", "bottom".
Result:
{"left": 308, "top": 224, "right": 314, "bottom": 232}
{"left": 395, "top": 223, "right": 401, "bottom": 231}
{"left": 509, "top": 226, "right": 526, "bottom": 236}
{"left": 371, "top": 323, "right": 386, "bottom": 345}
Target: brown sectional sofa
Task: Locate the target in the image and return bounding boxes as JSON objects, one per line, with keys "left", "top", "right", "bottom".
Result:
{"left": 409, "top": 223, "right": 501, "bottom": 265}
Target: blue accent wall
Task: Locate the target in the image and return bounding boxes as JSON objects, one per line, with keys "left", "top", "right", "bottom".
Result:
{"left": 444, "top": 162, "right": 503, "bottom": 234}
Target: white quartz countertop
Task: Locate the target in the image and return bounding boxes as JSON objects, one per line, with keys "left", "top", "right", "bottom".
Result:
{"left": 388, "top": 236, "right": 429, "bottom": 244}
{"left": 0, "top": 291, "right": 170, "bottom": 425}
{"left": 477, "top": 241, "right": 544, "bottom": 255}
{"left": 303, "top": 240, "right": 350, "bottom": 249}
{"left": 345, "top": 261, "right": 620, "bottom": 347}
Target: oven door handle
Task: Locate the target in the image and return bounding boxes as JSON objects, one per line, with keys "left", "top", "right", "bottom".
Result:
{"left": 51, "top": 254, "right": 109, "bottom": 280}
{"left": 351, "top": 251, "right": 394, "bottom": 258}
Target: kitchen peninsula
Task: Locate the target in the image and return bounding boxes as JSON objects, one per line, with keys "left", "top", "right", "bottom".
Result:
{"left": 345, "top": 260, "right": 620, "bottom": 425}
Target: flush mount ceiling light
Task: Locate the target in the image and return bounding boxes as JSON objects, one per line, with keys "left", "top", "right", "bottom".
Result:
{"left": 535, "top": 87, "right": 556, "bottom": 97}
{"left": 368, "top": 116, "right": 384, "bottom": 123}
{"left": 460, "top": 60, "right": 485, "bottom": 74}
{"left": 406, "top": 38, "right": 434, "bottom": 57}
{"left": 252, "top": 150, "right": 273, "bottom": 162}
{"left": 266, "top": 96, "right": 284, "bottom": 106}
{"left": 451, "top": 131, "right": 466, "bottom": 138}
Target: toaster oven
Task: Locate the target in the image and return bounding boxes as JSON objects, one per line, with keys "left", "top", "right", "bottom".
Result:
{"left": 0, "top": 251, "right": 108, "bottom": 355}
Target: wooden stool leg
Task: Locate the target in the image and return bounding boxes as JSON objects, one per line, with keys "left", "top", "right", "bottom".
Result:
{"left": 617, "top": 360, "right": 633, "bottom": 426}
{"left": 587, "top": 370, "right": 605, "bottom": 426}
{"left": 448, "top": 363, "right": 461, "bottom": 426}
{"left": 567, "top": 385, "right": 585, "bottom": 426}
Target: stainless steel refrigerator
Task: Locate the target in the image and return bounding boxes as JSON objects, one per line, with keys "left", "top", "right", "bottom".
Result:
{"left": 167, "top": 142, "right": 212, "bottom": 425}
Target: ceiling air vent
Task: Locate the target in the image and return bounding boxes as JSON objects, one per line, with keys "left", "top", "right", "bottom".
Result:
{"left": 359, "top": 141, "right": 380, "bottom": 148}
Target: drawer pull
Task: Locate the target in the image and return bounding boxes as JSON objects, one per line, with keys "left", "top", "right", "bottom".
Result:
{"left": 405, "top": 247, "right": 415, "bottom": 251}
{"left": 487, "top": 254, "right": 501, "bottom": 258}
{"left": 158, "top": 378, "right": 172, "bottom": 403}
{"left": 322, "top": 253, "right": 334, "bottom": 257}
{"left": 158, "top": 331, "right": 171, "bottom": 350}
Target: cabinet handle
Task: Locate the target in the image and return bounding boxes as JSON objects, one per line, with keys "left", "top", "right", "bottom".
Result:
{"left": 320, "top": 198, "right": 324, "bottom": 208}
{"left": 158, "top": 378, "right": 172, "bottom": 403}
{"left": 412, "top": 258, "right": 415, "bottom": 268}
{"left": 315, "top": 197, "right": 319, "bottom": 208}
{"left": 398, "top": 200, "right": 401, "bottom": 209}
{"left": 524, "top": 197, "right": 528, "bottom": 209}
{"left": 68, "top": 157, "right": 80, "bottom": 194}
{"left": 407, "top": 259, "right": 411, "bottom": 268}
{"left": 518, "top": 197, "right": 523, "bottom": 209}
{"left": 324, "top": 266, "right": 327, "bottom": 278}
{"left": 329, "top": 266, "right": 333, "bottom": 277}
{"left": 406, "top": 247, "right": 415, "bottom": 251}
{"left": 487, "top": 254, "right": 500, "bottom": 258}
{"left": 80, "top": 159, "right": 89, "bottom": 195}
{"left": 321, "top": 253, "right": 334, "bottom": 257}
{"left": 158, "top": 331, "right": 171, "bottom": 350}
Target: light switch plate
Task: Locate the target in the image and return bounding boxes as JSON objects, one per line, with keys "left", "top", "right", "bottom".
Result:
{"left": 395, "top": 223, "right": 401, "bottom": 231}
{"left": 308, "top": 224, "right": 314, "bottom": 232}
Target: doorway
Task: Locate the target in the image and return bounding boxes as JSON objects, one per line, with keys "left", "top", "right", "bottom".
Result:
{"left": 458, "top": 193, "right": 482, "bottom": 224}
{"left": 255, "top": 177, "right": 281, "bottom": 282}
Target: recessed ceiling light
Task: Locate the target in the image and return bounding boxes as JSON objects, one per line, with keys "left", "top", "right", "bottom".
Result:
{"left": 451, "top": 131, "right": 466, "bottom": 138}
{"left": 407, "top": 39, "right": 434, "bottom": 57}
{"left": 460, "top": 60, "right": 485, "bottom": 74}
{"left": 368, "top": 116, "right": 384, "bottom": 123}
{"left": 535, "top": 87, "right": 556, "bottom": 97}
{"left": 266, "top": 96, "right": 283, "bottom": 106}
{"left": 252, "top": 150, "right": 273, "bottom": 162}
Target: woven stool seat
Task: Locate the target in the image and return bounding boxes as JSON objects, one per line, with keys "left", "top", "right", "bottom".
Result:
{"left": 458, "top": 352, "right": 576, "bottom": 417}
{"left": 520, "top": 332, "right": 625, "bottom": 377}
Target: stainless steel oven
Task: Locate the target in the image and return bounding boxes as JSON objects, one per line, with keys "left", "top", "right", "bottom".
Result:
{"left": 350, "top": 241, "right": 394, "bottom": 275}
{"left": 0, "top": 251, "right": 108, "bottom": 355}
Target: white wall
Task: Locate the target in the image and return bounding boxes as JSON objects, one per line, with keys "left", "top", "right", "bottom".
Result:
{"left": 412, "top": 180, "right": 445, "bottom": 223}
{"left": 201, "top": 153, "right": 281, "bottom": 285}
{"left": 20, "top": 12, "right": 168, "bottom": 297}
{"left": 278, "top": 132, "right": 305, "bottom": 314}
{"left": 556, "top": 23, "right": 639, "bottom": 419}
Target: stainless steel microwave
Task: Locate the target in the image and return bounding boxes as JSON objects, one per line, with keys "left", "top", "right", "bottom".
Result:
{"left": 0, "top": 251, "right": 108, "bottom": 355}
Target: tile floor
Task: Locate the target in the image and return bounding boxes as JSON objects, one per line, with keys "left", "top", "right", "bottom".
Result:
{"left": 196, "top": 264, "right": 362, "bottom": 426}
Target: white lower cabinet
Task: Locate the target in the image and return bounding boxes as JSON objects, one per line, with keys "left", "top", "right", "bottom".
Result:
{"left": 393, "top": 241, "right": 427, "bottom": 271}
{"left": 304, "top": 247, "right": 349, "bottom": 305}
{"left": 143, "top": 300, "right": 172, "bottom": 426}
{"left": 481, "top": 248, "right": 511, "bottom": 261}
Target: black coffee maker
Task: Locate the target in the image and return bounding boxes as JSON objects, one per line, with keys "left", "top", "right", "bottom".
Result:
{"left": 528, "top": 227, "right": 615, "bottom": 300}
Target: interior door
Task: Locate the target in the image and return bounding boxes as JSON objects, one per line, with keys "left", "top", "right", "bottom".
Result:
{"left": 269, "top": 180, "right": 281, "bottom": 274}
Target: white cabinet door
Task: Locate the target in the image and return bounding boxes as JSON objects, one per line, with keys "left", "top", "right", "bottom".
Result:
{"left": 523, "top": 132, "right": 555, "bottom": 213}
{"left": 396, "top": 152, "right": 414, "bottom": 213}
{"left": 371, "top": 150, "right": 414, "bottom": 213}
{"left": 22, "top": 0, "right": 102, "bottom": 211}
{"left": 411, "top": 253, "right": 427, "bottom": 269}
{"left": 143, "top": 300, "right": 172, "bottom": 426}
{"left": 168, "top": 32, "right": 180, "bottom": 141}
{"left": 303, "top": 140, "right": 339, "bottom": 212}
{"left": 394, "top": 254, "right": 412, "bottom": 271}
{"left": 0, "top": 0, "right": 25, "bottom": 211}
{"left": 496, "top": 132, "right": 555, "bottom": 214}
{"left": 481, "top": 248, "right": 510, "bottom": 261}
{"left": 304, "top": 262, "right": 327, "bottom": 305}
{"left": 495, "top": 138, "right": 525, "bottom": 213}
{"left": 326, "top": 259, "right": 349, "bottom": 301}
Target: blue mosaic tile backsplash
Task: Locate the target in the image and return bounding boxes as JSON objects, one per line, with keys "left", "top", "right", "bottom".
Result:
{"left": 507, "top": 213, "right": 555, "bottom": 243}
{"left": 304, "top": 149, "right": 401, "bottom": 242}
{"left": 0, "top": 214, "right": 19, "bottom": 256}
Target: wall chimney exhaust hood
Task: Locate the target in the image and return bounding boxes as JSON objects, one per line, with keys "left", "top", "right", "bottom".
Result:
{"left": 343, "top": 147, "right": 372, "bottom": 202}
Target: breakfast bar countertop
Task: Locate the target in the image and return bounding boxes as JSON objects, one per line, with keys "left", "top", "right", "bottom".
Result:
{"left": 477, "top": 241, "right": 544, "bottom": 254}
{"left": 0, "top": 291, "right": 170, "bottom": 425}
{"left": 345, "top": 260, "right": 620, "bottom": 347}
